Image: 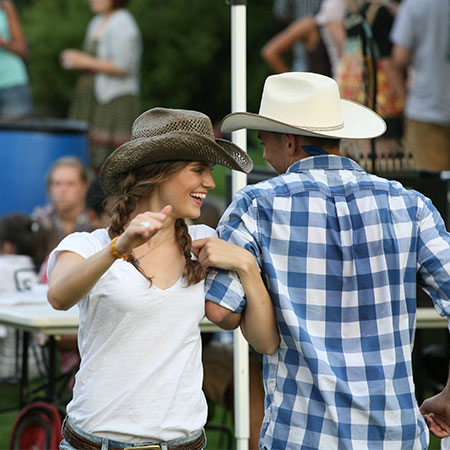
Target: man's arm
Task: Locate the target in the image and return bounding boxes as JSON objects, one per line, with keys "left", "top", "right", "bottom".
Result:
{"left": 205, "top": 301, "right": 241, "bottom": 330}
{"left": 390, "top": 44, "right": 410, "bottom": 103}
{"left": 415, "top": 198, "right": 450, "bottom": 437}
{"left": 195, "top": 238, "right": 280, "bottom": 355}
{"left": 420, "top": 359, "right": 450, "bottom": 438}
{"left": 201, "top": 190, "right": 280, "bottom": 354}
{"left": 261, "top": 17, "right": 318, "bottom": 74}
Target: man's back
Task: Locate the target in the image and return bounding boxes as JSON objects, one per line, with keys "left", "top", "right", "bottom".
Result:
{"left": 208, "top": 154, "right": 450, "bottom": 449}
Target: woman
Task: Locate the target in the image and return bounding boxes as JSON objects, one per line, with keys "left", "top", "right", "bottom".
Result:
{"left": 47, "top": 107, "right": 280, "bottom": 449}
{"left": 60, "top": 0, "right": 142, "bottom": 171}
{"left": 0, "top": 0, "right": 32, "bottom": 118}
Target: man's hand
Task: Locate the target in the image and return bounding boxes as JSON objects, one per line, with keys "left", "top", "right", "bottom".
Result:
{"left": 420, "top": 390, "right": 450, "bottom": 438}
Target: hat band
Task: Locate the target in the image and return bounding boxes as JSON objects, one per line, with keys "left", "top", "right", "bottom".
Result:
{"left": 293, "top": 122, "right": 344, "bottom": 132}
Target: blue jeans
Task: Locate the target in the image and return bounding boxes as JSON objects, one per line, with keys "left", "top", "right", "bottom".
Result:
{"left": 0, "top": 83, "right": 32, "bottom": 118}
{"left": 60, "top": 417, "right": 207, "bottom": 450}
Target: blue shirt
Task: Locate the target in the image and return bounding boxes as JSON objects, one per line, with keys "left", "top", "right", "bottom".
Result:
{"left": 205, "top": 155, "right": 450, "bottom": 450}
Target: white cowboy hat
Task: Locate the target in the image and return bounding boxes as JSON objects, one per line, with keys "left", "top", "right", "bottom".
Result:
{"left": 220, "top": 72, "right": 386, "bottom": 139}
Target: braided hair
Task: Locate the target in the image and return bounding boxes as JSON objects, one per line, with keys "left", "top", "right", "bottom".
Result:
{"left": 106, "top": 161, "right": 206, "bottom": 286}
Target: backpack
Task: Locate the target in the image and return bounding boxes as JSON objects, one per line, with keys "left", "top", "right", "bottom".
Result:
{"left": 9, "top": 401, "right": 63, "bottom": 450}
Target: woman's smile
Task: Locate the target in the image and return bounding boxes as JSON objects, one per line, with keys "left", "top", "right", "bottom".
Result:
{"left": 156, "top": 162, "right": 215, "bottom": 219}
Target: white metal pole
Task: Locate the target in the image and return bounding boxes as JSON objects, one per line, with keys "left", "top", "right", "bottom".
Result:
{"left": 229, "top": 1, "right": 250, "bottom": 450}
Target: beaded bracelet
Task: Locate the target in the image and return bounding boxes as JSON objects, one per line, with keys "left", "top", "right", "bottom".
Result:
{"left": 109, "top": 236, "right": 129, "bottom": 260}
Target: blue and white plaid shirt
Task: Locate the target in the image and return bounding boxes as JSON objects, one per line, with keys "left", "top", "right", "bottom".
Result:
{"left": 205, "top": 155, "right": 450, "bottom": 450}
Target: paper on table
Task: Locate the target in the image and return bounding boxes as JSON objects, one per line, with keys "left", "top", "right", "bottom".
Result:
{"left": 0, "top": 284, "right": 48, "bottom": 306}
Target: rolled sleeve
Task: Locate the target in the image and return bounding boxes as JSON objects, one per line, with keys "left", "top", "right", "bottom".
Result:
{"left": 205, "top": 269, "right": 246, "bottom": 313}
{"left": 205, "top": 189, "right": 261, "bottom": 312}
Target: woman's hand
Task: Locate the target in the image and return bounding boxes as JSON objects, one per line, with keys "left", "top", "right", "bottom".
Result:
{"left": 60, "top": 49, "right": 91, "bottom": 70}
{"left": 48, "top": 206, "right": 172, "bottom": 310}
{"left": 60, "top": 48, "right": 127, "bottom": 76}
{"left": 114, "top": 205, "right": 172, "bottom": 255}
{"left": 192, "top": 237, "right": 254, "bottom": 275}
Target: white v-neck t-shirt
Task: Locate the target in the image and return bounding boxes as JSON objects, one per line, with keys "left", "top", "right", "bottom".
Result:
{"left": 47, "top": 225, "right": 216, "bottom": 443}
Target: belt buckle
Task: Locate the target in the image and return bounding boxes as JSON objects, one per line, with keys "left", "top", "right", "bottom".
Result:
{"left": 123, "top": 446, "right": 160, "bottom": 450}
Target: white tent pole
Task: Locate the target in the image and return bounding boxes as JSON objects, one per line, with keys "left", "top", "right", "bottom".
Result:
{"left": 228, "top": 1, "right": 250, "bottom": 450}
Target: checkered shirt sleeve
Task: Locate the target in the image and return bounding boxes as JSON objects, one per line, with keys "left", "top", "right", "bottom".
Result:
{"left": 204, "top": 191, "right": 260, "bottom": 312}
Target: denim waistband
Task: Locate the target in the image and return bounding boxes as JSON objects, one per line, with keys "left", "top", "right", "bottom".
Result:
{"left": 63, "top": 417, "right": 206, "bottom": 450}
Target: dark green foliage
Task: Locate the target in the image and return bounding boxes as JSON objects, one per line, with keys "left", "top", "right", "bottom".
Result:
{"left": 19, "top": 0, "right": 280, "bottom": 123}
{"left": 22, "top": 0, "right": 92, "bottom": 116}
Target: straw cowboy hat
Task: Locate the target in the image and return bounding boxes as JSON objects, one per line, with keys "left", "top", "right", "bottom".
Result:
{"left": 220, "top": 72, "right": 386, "bottom": 139}
{"left": 100, "top": 107, "right": 253, "bottom": 194}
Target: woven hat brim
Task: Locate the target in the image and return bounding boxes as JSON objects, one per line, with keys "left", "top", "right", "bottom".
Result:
{"left": 100, "top": 130, "right": 253, "bottom": 194}
{"left": 220, "top": 99, "right": 386, "bottom": 139}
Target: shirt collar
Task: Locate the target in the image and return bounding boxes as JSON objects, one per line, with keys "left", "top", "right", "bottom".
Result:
{"left": 286, "top": 155, "right": 365, "bottom": 174}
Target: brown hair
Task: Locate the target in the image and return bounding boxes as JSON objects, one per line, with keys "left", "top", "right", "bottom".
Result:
{"left": 301, "top": 135, "right": 341, "bottom": 150}
{"left": 111, "top": 0, "right": 129, "bottom": 9}
{"left": 272, "top": 132, "right": 341, "bottom": 152}
{"left": 106, "top": 161, "right": 205, "bottom": 286}
{"left": 0, "top": 213, "right": 51, "bottom": 269}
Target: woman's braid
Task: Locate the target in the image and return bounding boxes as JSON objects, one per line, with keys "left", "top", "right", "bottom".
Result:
{"left": 108, "top": 172, "right": 138, "bottom": 238}
{"left": 175, "top": 218, "right": 205, "bottom": 286}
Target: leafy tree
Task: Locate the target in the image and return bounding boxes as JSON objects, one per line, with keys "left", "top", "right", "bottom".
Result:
{"left": 20, "top": 0, "right": 280, "bottom": 122}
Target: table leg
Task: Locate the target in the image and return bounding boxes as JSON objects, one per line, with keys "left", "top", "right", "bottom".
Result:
{"left": 47, "top": 336, "right": 56, "bottom": 401}
{"left": 19, "top": 331, "right": 29, "bottom": 407}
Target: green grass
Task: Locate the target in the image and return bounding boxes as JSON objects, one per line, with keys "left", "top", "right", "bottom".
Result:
{"left": 0, "top": 410, "right": 17, "bottom": 449}
{"left": 205, "top": 403, "right": 236, "bottom": 450}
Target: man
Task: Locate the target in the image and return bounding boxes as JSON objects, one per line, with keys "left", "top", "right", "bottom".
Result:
{"left": 390, "top": 0, "right": 450, "bottom": 171}
{"left": 204, "top": 72, "right": 450, "bottom": 449}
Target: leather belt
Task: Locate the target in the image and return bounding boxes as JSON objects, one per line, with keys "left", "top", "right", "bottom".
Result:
{"left": 62, "top": 421, "right": 205, "bottom": 450}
